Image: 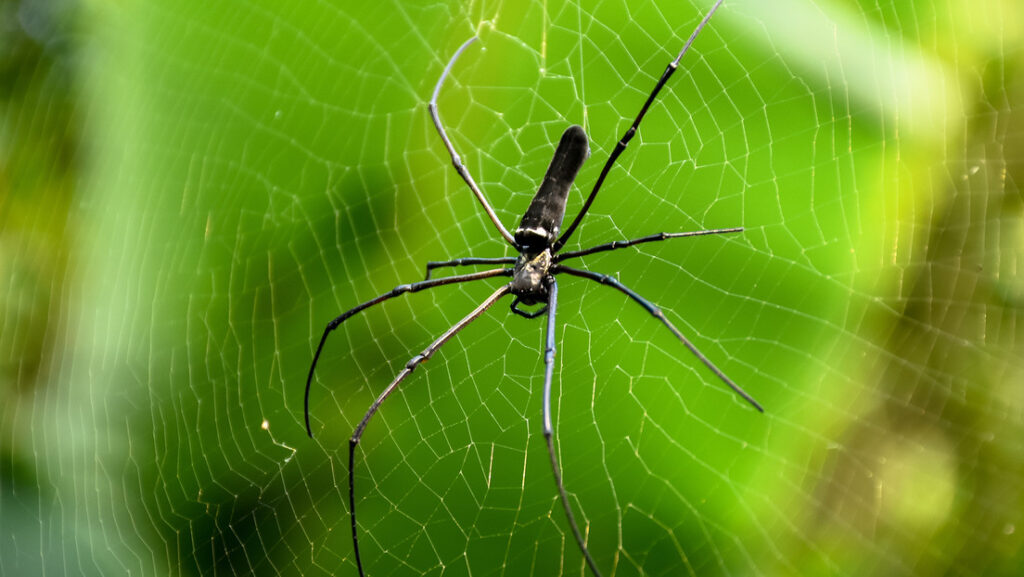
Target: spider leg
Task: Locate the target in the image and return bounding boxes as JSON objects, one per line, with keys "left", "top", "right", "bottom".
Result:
{"left": 425, "top": 256, "right": 518, "bottom": 279}
{"left": 555, "top": 227, "right": 743, "bottom": 262}
{"left": 430, "top": 36, "right": 517, "bottom": 247}
{"left": 348, "top": 284, "right": 511, "bottom": 577}
{"left": 510, "top": 296, "right": 548, "bottom": 319}
{"left": 553, "top": 0, "right": 726, "bottom": 253}
{"left": 541, "top": 278, "right": 605, "bottom": 577}
{"left": 557, "top": 265, "right": 763, "bottom": 412}
{"left": 305, "top": 267, "right": 513, "bottom": 437}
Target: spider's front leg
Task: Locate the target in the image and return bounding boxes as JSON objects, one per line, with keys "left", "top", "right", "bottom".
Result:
{"left": 540, "top": 278, "right": 604, "bottom": 577}
{"left": 304, "top": 267, "right": 512, "bottom": 437}
{"left": 557, "top": 265, "right": 763, "bottom": 412}
{"left": 346, "top": 284, "right": 511, "bottom": 577}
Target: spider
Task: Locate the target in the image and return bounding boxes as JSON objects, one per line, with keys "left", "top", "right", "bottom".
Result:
{"left": 304, "top": 1, "right": 761, "bottom": 575}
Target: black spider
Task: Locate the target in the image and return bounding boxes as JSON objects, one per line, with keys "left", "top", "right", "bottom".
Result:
{"left": 304, "top": 1, "right": 761, "bottom": 575}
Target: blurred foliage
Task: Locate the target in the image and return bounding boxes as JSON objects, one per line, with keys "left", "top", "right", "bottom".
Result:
{"left": 1, "top": 0, "right": 79, "bottom": 573}
{"left": 1, "top": 0, "right": 1022, "bottom": 575}
{"left": 0, "top": 0, "right": 76, "bottom": 411}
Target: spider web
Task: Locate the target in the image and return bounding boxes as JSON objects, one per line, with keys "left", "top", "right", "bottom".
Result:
{"left": 3, "top": 0, "right": 1023, "bottom": 575}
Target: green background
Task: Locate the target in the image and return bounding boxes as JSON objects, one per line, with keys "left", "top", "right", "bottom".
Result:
{"left": 2, "top": 0, "right": 1022, "bottom": 575}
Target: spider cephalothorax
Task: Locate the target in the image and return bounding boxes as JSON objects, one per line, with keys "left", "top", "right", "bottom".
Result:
{"left": 304, "top": 1, "right": 761, "bottom": 575}
{"left": 509, "top": 248, "right": 552, "bottom": 313}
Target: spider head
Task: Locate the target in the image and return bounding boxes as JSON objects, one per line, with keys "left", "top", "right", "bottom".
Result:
{"left": 510, "top": 248, "right": 552, "bottom": 301}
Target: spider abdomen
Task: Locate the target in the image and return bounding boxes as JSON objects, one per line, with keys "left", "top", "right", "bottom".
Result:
{"left": 514, "top": 125, "right": 590, "bottom": 251}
